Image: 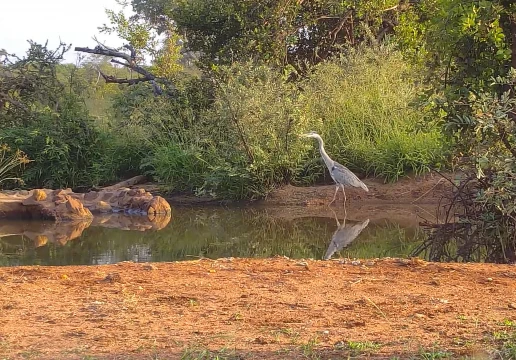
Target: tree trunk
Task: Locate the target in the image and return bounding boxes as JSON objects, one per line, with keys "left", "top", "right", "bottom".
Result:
{"left": 511, "top": 16, "right": 516, "bottom": 71}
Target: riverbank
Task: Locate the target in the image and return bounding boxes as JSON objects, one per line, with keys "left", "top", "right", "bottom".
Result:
{"left": 162, "top": 171, "right": 453, "bottom": 207}
{"left": 1, "top": 257, "right": 515, "bottom": 359}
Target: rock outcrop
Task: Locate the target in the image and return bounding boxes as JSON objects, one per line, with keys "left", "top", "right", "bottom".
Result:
{"left": 0, "top": 187, "right": 171, "bottom": 221}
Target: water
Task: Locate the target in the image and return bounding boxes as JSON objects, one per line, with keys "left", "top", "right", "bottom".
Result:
{"left": 0, "top": 206, "right": 428, "bottom": 267}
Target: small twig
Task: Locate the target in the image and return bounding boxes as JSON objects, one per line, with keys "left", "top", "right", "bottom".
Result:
{"left": 410, "top": 177, "right": 445, "bottom": 204}
{"left": 381, "top": 4, "right": 399, "bottom": 12}
{"left": 363, "top": 296, "right": 387, "bottom": 319}
{"left": 184, "top": 255, "right": 216, "bottom": 262}
{"left": 350, "top": 278, "right": 362, "bottom": 285}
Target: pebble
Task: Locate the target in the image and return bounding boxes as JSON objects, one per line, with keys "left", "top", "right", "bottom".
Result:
{"left": 102, "top": 272, "right": 122, "bottom": 283}
{"left": 509, "top": 303, "right": 516, "bottom": 310}
{"left": 142, "top": 264, "right": 157, "bottom": 271}
{"left": 487, "top": 278, "right": 493, "bottom": 282}
{"left": 351, "top": 260, "right": 361, "bottom": 266}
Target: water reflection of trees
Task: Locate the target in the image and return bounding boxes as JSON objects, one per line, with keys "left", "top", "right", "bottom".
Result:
{"left": 0, "top": 208, "right": 425, "bottom": 266}
{"left": 412, "top": 223, "right": 516, "bottom": 264}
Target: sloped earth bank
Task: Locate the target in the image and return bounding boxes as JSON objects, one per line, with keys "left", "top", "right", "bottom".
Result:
{"left": 165, "top": 172, "right": 454, "bottom": 207}
{"left": 1, "top": 258, "right": 516, "bottom": 359}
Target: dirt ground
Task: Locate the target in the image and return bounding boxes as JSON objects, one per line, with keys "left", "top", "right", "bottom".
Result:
{"left": 1, "top": 258, "right": 516, "bottom": 360}
{"left": 165, "top": 171, "right": 454, "bottom": 208}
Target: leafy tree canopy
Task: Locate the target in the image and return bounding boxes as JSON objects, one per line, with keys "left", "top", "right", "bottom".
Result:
{"left": 128, "top": 0, "right": 408, "bottom": 72}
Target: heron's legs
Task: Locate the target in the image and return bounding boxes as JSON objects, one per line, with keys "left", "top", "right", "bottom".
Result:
{"left": 328, "top": 185, "right": 339, "bottom": 207}
{"left": 340, "top": 184, "right": 347, "bottom": 216}
{"left": 329, "top": 207, "right": 341, "bottom": 227}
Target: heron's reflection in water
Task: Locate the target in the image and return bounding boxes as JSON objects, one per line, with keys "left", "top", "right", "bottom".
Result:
{"left": 323, "top": 209, "right": 370, "bottom": 260}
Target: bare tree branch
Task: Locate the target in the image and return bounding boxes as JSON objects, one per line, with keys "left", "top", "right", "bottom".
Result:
{"left": 74, "top": 44, "right": 175, "bottom": 95}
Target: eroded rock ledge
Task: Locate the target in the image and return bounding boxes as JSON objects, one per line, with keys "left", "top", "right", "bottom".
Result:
{"left": 0, "top": 187, "right": 171, "bottom": 221}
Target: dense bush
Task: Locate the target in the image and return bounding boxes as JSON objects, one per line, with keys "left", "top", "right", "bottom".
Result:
{"left": 120, "top": 45, "right": 446, "bottom": 199}
{"left": 0, "top": 94, "right": 103, "bottom": 188}
{"left": 0, "top": 144, "right": 30, "bottom": 188}
{"left": 0, "top": 38, "right": 448, "bottom": 198}
{"left": 0, "top": 43, "right": 145, "bottom": 190}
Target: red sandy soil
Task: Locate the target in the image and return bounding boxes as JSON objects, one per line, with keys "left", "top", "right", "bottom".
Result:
{"left": 1, "top": 257, "right": 516, "bottom": 359}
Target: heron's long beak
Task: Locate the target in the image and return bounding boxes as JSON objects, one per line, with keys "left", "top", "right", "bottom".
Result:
{"left": 299, "top": 133, "right": 310, "bottom": 138}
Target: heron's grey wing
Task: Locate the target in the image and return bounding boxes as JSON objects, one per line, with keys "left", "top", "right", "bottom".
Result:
{"left": 331, "top": 162, "right": 369, "bottom": 191}
{"left": 323, "top": 219, "right": 370, "bottom": 260}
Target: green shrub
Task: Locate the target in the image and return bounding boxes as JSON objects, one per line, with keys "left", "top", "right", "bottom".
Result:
{"left": 141, "top": 141, "right": 207, "bottom": 193}
{"left": 89, "top": 130, "right": 149, "bottom": 187}
{"left": 196, "top": 62, "right": 313, "bottom": 199}
{"left": 0, "top": 144, "right": 30, "bottom": 188}
{"left": 0, "top": 94, "right": 103, "bottom": 189}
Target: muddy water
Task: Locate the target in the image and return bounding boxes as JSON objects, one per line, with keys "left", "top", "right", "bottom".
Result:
{"left": 0, "top": 205, "right": 429, "bottom": 267}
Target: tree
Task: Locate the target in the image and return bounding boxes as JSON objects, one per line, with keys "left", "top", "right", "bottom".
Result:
{"left": 397, "top": 0, "right": 515, "bottom": 94}
{"left": 99, "top": 0, "right": 183, "bottom": 79}
{"left": 0, "top": 41, "right": 70, "bottom": 127}
{"left": 128, "top": 0, "right": 410, "bottom": 73}
{"left": 397, "top": 0, "right": 516, "bottom": 259}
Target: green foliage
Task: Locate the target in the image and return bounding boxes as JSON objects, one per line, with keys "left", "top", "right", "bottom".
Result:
{"left": 131, "top": 0, "right": 404, "bottom": 71}
{"left": 299, "top": 44, "right": 446, "bottom": 182}
{"left": 396, "top": 0, "right": 516, "bottom": 260}
{"left": 0, "top": 41, "right": 69, "bottom": 128}
{"left": 55, "top": 56, "right": 130, "bottom": 123}
{"left": 345, "top": 341, "right": 381, "bottom": 356}
{"left": 90, "top": 130, "right": 149, "bottom": 187}
{"left": 141, "top": 142, "right": 207, "bottom": 194}
{"left": 0, "top": 42, "right": 144, "bottom": 190}
{"left": 397, "top": 0, "right": 514, "bottom": 95}
{"left": 0, "top": 94, "right": 103, "bottom": 188}
{"left": 493, "top": 328, "right": 516, "bottom": 360}
{"left": 0, "top": 145, "right": 30, "bottom": 188}
{"left": 117, "top": 45, "right": 445, "bottom": 199}
{"left": 99, "top": 0, "right": 183, "bottom": 78}
{"left": 197, "top": 62, "right": 311, "bottom": 199}
{"left": 180, "top": 347, "right": 238, "bottom": 360}
{"left": 457, "top": 71, "right": 516, "bottom": 223}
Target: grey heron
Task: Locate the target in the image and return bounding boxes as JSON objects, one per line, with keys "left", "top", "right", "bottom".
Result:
{"left": 323, "top": 209, "right": 370, "bottom": 260}
{"left": 300, "top": 131, "right": 369, "bottom": 207}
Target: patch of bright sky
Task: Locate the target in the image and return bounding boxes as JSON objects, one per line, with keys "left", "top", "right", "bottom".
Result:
{"left": 0, "top": 0, "right": 133, "bottom": 63}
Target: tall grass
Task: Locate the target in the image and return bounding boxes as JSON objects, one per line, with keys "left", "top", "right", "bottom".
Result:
{"left": 0, "top": 144, "right": 30, "bottom": 188}
{"left": 300, "top": 43, "right": 445, "bottom": 182}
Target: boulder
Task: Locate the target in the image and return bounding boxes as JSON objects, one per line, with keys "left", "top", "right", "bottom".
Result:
{"left": 0, "top": 187, "right": 171, "bottom": 221}
{"left": 20, "top": 190, "right": 93, "bottom": 221}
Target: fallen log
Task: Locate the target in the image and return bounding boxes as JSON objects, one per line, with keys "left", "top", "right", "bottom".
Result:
{"left": 97, "top": 175, "right": 148, "bottom": 191}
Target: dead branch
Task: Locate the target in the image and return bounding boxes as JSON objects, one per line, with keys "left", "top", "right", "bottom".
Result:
{"left": 74, "top": 44, "right": 173, "bottom": 95}
{"left": 95, "top": 175, "right": 148, "bottom": 191}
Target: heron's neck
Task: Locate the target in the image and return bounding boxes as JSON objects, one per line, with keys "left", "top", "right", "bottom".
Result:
{"left": 315, "top": 137, "right": 333, "bottom": 168}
